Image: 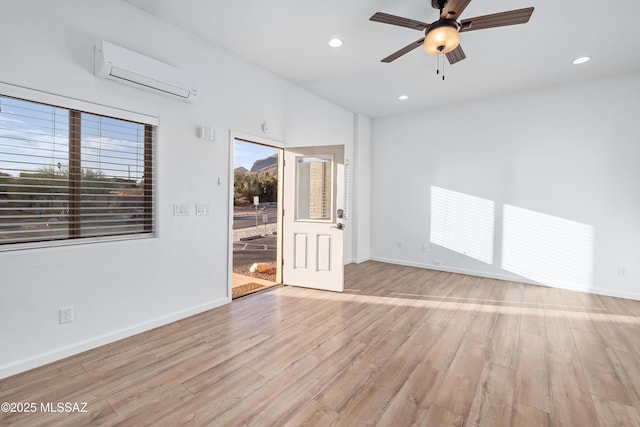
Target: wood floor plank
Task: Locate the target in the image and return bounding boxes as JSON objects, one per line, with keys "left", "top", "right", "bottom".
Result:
{"left": 152, "top": 365, "right": 267, "bottom": 425}
{"left": 372, "top": 345, "right": 422, "bottom": 392}
{"left": 571, "top": 329, "right": 613, "bottom": 366}
{"left": 85, "top": 341, "right": 217, "bottom": 402}
{"left": 579, "top": 355, "right": 633, "bottom": 405}
{"left": 180, "top": 335, "right": 281, "bottom": 394}
{"left": 487, "top": 312, "right": 521, "bottom": 369}
{"left": 590, "top": 306, "right": 636, "bottom": 354}
{"left": 1, "top": 261, "right": 639, "bottom": 426}
{"left": 502, "top": 281, "right": 525, "bottom": 303}
{"left": 515, "top": 332, "right": 553, "bottom": 413}
{"left": 331, "top": 382, "right": 396, "bottom": 426}
{"left": 289, "top": 339, "right": 368, "bottom": 398}
{"left": 249, "top": 320, "right": 345, "bottom": 379}
{"left": 465, "top": 362, "right": 515, "bottom": 426}
{"left": 470, "top": 309, "right": 499, "bottom": 337}
{"left": 377, "top": 362, "right": 444, "bottom": 426}
{"left": 106, "top": 383, "right": 194, "bottom": 426}
{"left": 520, "top": 285, "right": 547, "bottom": 337}
{"left": 548, "top": 354, "right": 600, "bottom": 427}
{"left": 618, "top": 323, "right": 640, "bottom": 355}
{"left": 511, "top": 403, "right": 567, "bottom": 427}
{"left": 434, "top": 333, "right": 488, "bottom": 417}
{"left": 620, "top": 298, "right": 640, "bottom": 316}
{"left": 0, "top": 356, "right": 90, "bottom": 395}
{"left": 281, "top": 399, "right": 339, "bottom": 427}
{"left": 544, "top": 310, "right": 578, "bottom": 360}
{"left": 420, "top": 404, "right": 465, "bottom": 426}
{"left": 592, "top": 395, "right": 640, "bottom": 427}
{"left": 315, "top": 331, "right": 407, "bottom": 412}
{"left": 199, "top": 352, "right": 321, "bottom": 426}
{"left": 606, "top": 348, "right": 640, "bottom": 409}
{"left": 422, "top": 300, "right": 478, "bottom": 371}
{"left": 245, "top": 378, "right": 315, "bottom": 427}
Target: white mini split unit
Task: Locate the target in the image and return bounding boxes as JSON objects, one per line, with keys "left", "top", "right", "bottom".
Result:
{"left": 94, "top": 40, "right": 198, "bottom": 102}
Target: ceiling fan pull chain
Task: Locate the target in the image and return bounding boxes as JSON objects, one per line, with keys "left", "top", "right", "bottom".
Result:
{"left": 442, "top": 55, "right": 446, "bottom": 81}
{"left": 436, "top": 54, "right": 440, "bottom": 75}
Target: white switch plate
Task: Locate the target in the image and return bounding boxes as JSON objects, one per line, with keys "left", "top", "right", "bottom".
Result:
{"left": 196, "top": 204, "right": 209, "bottom": 216}
{"left": 173, "top": 204, "right": 190, "bottom": 216}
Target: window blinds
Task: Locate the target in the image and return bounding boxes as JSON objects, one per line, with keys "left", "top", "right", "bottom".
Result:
{"left": 0, "top": 95, "right": 154, "bottom": 246}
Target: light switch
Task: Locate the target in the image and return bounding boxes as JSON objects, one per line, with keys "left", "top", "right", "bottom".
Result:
{"left": 173, "top": 203, "right": 189, "bottom": 216}
{"left": 196, "top": 204, "right": 209, "bottom": 216}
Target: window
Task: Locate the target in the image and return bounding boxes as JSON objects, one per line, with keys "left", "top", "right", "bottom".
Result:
{"left": 295, "top": 155, "right": 333, "bottom": 221}
{"left": 0, "top": 94, "right": 155, "bottom": 247}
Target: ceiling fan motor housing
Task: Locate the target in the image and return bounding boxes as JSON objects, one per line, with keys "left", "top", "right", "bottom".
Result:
{"left": 431, "top": 0, "right": 448, "bottom": 10}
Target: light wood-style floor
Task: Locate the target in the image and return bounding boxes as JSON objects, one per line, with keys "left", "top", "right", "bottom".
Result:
{"left": 2, "top": 261, "right": 640, "bottom": 426}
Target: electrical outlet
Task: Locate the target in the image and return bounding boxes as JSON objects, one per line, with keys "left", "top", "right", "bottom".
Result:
{"left": 396, "top": 241, "right": 402, "bottom": 249}
{"left": 618, "top": 266, "right": 627, "bottom": 277}
{"left": 432, "top": 260, "right": 441, "bottom": 266}
{"left": 59, "top": 306, "right": 74, "bottom": 324}
{"left": 422, "top": 244, "right": 430, "bottom": 253}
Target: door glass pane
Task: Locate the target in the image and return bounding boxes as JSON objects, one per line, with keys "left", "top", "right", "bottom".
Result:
{"left": 295, "top": 155, "right": 332, "bottom": 221}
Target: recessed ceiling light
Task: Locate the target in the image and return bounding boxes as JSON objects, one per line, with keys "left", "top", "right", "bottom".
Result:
{"left": 328, "top": 38, "right": 343, "bottom": 48}
{"left": 398, "top": 95, "right": 409, "bottom": 100}
{"left": 572, "top": 56, "right": 591, "bottom": 65}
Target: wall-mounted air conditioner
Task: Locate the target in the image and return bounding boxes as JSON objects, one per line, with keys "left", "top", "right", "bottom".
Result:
{"left": 94, "top": 40, "right": 198, "bottom": 102}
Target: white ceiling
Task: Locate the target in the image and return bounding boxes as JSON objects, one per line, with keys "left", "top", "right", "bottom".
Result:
{"left": 124, "top": 0, "right": 640, "bottom": 118}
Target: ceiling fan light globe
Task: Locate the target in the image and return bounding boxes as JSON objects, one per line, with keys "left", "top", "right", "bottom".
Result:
{"left": 424, "top": 22, "right": 460, "bottom": 54}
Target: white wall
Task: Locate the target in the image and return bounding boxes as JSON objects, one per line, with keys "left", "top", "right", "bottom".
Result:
{"left": 0, "top": 0, "right": 357, "bottom": 378}
{"left": 371, "top": 72, "right": 640, "bottom": 300}
{"left": 352, "top": 114, "right": 372, "bottom": 263}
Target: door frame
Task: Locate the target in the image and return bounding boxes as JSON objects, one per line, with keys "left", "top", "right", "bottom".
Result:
{"left": 227, "top": 131, "right": 284, "bottom": 300}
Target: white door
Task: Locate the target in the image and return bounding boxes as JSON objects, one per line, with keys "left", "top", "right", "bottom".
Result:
{"left": 283, "top": 145, "right": 344, "bottom": 292}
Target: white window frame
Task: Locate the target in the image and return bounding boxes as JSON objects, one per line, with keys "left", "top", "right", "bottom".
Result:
{"left": 0, "top": 82, "right": 158, "bottom": 251}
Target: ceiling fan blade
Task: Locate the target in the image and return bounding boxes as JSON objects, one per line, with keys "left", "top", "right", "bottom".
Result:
{"left": 381, "top": 38, "right": 425, "bottom": 63}
{"left": 446, "top": 45, "right": 466, "bottom": 64}
{"left": 440, "top": 0, "right": 472, "bottom": 20}
{"left": 459, "top": 7, "right": 534, "bottom": 32}
{"left": 370, "top": 12, "right": 431, "bottom": 31}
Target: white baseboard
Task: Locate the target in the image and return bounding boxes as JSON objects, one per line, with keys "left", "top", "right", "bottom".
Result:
{"left": 585, "top": 287, "right": 640, "bottom": 301}
{"left": 369, "top": 256, "right": 640, "bottom": 301}
{"left": 354, "top": 256, "right": 371, "bottom": 264}
{"left": 369, "top": 256, "right": 519, "bottom": 282}
{"left": 0, "top": 296, "right": 230, "bottom": 380}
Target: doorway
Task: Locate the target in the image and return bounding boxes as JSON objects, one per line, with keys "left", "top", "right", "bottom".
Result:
{"left": 231, "top": 138, "right": 283, "bottom": 298}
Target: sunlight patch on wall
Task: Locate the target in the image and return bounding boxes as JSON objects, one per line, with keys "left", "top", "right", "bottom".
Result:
{"left": 502, "top": 205, "right": 594, "bottom": 289}
{"left": 430, "top": 186, "right": 495, "bottom": 264}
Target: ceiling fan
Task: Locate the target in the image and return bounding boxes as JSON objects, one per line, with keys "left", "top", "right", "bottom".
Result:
{"left": 370, "top": 0, "right": 534, "bottom": 65}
